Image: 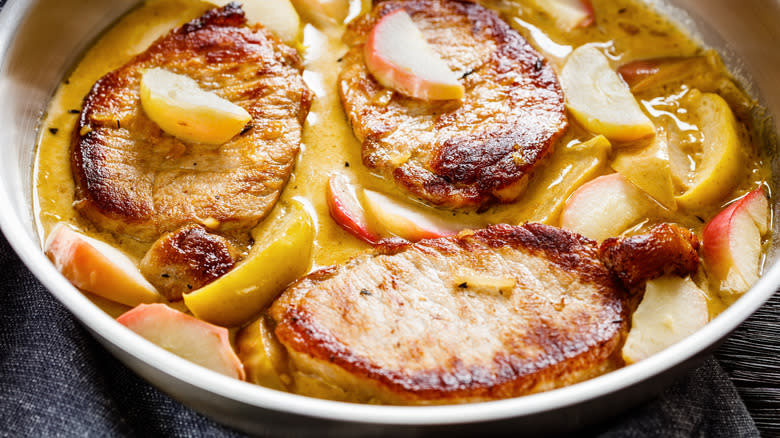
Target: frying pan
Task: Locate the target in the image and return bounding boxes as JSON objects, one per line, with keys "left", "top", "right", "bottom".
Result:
{"left": 0, "top": 0, "right": 777, "bottom": 435}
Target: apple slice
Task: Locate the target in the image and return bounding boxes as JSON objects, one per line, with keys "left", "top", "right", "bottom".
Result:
{"left": 117, "top": 303, "right": 245, "bottom": 380}
{"left": 675, "top": 92, "right": 743, "bottom": 211}
{"left": 530, "top": 0, "right": 595, "bottom": 31}
{"left": 236, "top": 316, "right": 289, "bottom": 390}
{"left": 327, "top": 173, "right": 381, "bottom": 245}
{"left": 702, "top": 187, "right": 770, "bottom": 296}
{"left": 561, "top": 46, "right": 655, "bottom": 142}
{"left": 560, "top": 173, "right": 655, "bottom": 241}
{"left": 364, "top": 8, "right": 465, "bottom": 101}
{"left": 515, "top": 135, "right": 611, "bottom": 224}
{"left": 611, "top": 133, "right": 677, "bottom": 210}
{"left": 363, "top": 190, "right": 463, "bottom": 241}
{"left": 618, "top": 56, "right": 710, "bottom": 93}
{"left": 290, "top": 0, "right": 349, "bottom": 26}
{"left": 45, "top": 224, "right": 162, "bottom": 307}
{"left": 183, "top": 201, "right": 315, "bottom": 327}
{"left": 622, "top": 276, "right": 709, "bottom": 364}
{"left": 209, "top": 0, "right": 301, "bottom": 45}
{"left": 140, "top": 68, "right": 251, "bottom": 145}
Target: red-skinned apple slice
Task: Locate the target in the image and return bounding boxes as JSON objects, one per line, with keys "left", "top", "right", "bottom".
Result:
{"left": 560, "top": 173, "right": 655, "bottom": 241}
{"left": 702, "top": 187, "right": 770, "bottom": 296}
{"left": 117, "top": 303, "right": 245, "bottom": 380}
{"left": 45, "top": 224, "right": 162, "bottom": 307}
{"left": 327, "top": 174, "right": 381, "bottom": 244}
{"left": 531, "top": 0, "right": 595, "bottom": 31}
{"left": 363, "top": 190, "right": 462, "bottom": 241}
{"left": 364, "top": 8, "right": 465, "bottom": 101}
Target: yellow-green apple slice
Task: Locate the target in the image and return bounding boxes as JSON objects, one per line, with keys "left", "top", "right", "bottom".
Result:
{"left": 561, "top": 46, "right": 655, "bottom": 142}
{"left": 530, "top": 0, "right": 595, "bottom": 31}
{"left": 674, "top": 92, "right": 743, "bottom": 211}
{"left": 702, "top": 187, "right": 770, "bottom": 296}
{"left": 140, "top": 68, "right": 251, "bottom": 145}
{"left": 209, "top": 0, "right": 301, "bottom": 45}
{"left": 560, "top": 173, "right": 655, "bottom": 241}
{"left": 363, "top": 190, "right": 462, "bottom": 241}
{"left": 290, "top": 0, "right": 351, "bottom": 25}
{"left": 183, "top": 201, "right": 315, "bottom": 327}
{"left": 611, "top": 134, "right": 677, "bottom": 210}
{"left": 622, "top": 276, "right": 709, "bottom": 364}
{"left": 364, "top": 8, "right": 465, "bottom": 101}
{"left": 326, "top": 173, "right": 381, "bottom": 245}
{"left": 117, "top": 303, "right": 245, "bottom": 380}
{"left": 44, "top": 224, "right": 161, "bottom": 307}
{"left": 236, "top": 316, "right": 289, "bottom": 390}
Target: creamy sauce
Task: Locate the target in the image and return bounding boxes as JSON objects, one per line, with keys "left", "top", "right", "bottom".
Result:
{"left": 34, "top": 0, "right": 771, "bottom": 322}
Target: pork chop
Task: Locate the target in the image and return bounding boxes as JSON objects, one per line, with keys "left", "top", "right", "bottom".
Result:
{"left": 339, "top": 0, "right": 568, "bottom": 208}
{"left": 72, "top": 4, "right": 313, "bottom": 241}
{"left": 599, "top": 223, "right": 701, "bottom": 292}
{"left": 139, "top": 224, "right": 239, "bottom": 301}
{"left": 269, "top": 224, "right": 628, "bottom": 404}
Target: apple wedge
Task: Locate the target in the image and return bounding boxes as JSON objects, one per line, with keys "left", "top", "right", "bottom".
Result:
{"left": 117, "top": 303, "right": 245, "bottom": 380}
{"left": 290, "top": 0, "right": 349, "bottom": 26}
{"left": 611, "top": 133, "right": 677, "bottom": 210}
{"left": 140, "top": 68, "right": 251, "bottom": 145}
{"left": 702, "top": 187, "right": 770, "bottom": 297}
{"left": 364, "top": 8, "right": 465, "bottom": 101}
{"left": 618, "top": 56, "right": 710, "bottom": 93}
{"left": 675, "top": 92, "right": 743, "bottom": 211}
{"left": 327, "top": 173, "right": 381, "bottom": 245}
{"left": 236, "top": 316, "right": 289, "bottom": 390}
{"left": 514, "top": 135, "right": 611, "bottom": 224}
{"left": 529, "top": 0, "right": 595, "bottom": 31}
{"left": 45, "top": 224, "right": 162, "bottom": 307}
{"left": 560, "top": 173, "right": 655, "bottom": 241}
{"left": 208, "top": 0, "right": 301, "bottom": 45}
{"left": 183, "top": 201, "right": 315, "bottom": 327}
{"left": 622, "top": 276, "right": 709, "bottom": 364}
{"left": 363, "top": 190, "right": 463, "bottom": 241}
{"left": 561, "top": 46, "right": 655, "bottom": 142}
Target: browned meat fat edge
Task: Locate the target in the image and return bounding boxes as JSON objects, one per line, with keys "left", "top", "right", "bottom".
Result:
{"left": 600, "top": 223, "right": 701, "bottom": 291}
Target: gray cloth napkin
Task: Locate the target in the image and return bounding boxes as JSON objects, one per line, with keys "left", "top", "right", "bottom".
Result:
{"left": 0, "top": 231, "right": 760, "bottom": 437}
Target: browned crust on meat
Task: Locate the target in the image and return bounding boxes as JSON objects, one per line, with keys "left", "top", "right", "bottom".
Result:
{"left": 139, "top": 224, "right": 239, "bottom": 301}
{"left": 73, "top": 4, "right": 313, "bottom": 240}
{"left": 271, "top": 224, "right": 628, "bottom": 404}
{"left": 599, "top": 224, "right": 701, "bottom": 291}
{"left": 339, "top": 0, "right": 567, "bottom": 208}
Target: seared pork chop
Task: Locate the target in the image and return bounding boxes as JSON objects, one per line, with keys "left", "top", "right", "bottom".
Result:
{"left": 600, "top": 224, "right": 701, "bottom": 291}
{"left": 72, "top": 4, "right": 313, "bottom": 241}
{"left": 339, "top": 0, "right": 568, "bottom": 208}
{"left": 139, "top": 224, "right": 239, "bottom": 301}
{"left": 270, "top": 224, "right": 628, "bottom": 404}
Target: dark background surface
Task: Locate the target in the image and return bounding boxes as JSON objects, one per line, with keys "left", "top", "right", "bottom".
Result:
{"left": 0, "top": 0, "right": 778, "bottom": 436}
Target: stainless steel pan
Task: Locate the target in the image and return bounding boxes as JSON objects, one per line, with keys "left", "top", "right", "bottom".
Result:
{"left": 0, "top": 0, "right": 777, "bottom": 435}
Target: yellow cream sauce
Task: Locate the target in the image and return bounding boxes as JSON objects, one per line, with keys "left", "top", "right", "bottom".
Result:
{"left": 34, "top": 0, "right": 771, "bottom": 320}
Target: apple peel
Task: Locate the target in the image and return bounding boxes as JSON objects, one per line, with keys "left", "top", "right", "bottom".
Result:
{"left": 327, "top": 173, "right": 381, "bottom": 245}
{"left": 702, "top": 187, "right": 770, "bottom": 296}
